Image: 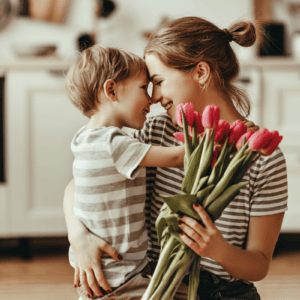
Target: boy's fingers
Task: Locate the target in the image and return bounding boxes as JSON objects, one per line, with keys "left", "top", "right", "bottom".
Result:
{"left": 86, "top": 270, "right": 104, "bottom": 298}
{"left": 94, "top": 266, "right": 112, "bottom": 294}
{"left": 100, "top": 241, "right": 122, "bottom": 262}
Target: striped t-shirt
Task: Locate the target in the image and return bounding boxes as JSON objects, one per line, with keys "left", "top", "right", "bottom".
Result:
{"left": 132, "top": 114, "right": 288, "bottom": 282}
{"left": 69, "top": 125, "right": 151, "bottom": 288}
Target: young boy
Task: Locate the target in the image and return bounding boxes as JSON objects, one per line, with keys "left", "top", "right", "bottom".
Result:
{"left": 65, "top": 45, "right": 185, "bottom": 298}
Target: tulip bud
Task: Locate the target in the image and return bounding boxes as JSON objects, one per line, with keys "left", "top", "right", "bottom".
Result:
{"left": 211, "top": 146, "right": 221, "bottom": 169}
{"left": 260, "top": 131, "right": 283, "bottom": 156}
{"left": 176, "top": 103, "right": 195, "bottom": 127}
{"left": 189, "top": 111, "right": 204, "bottom": 136}
{"left": 228, "top": 120, "right": 247, "bottom": 144}
{"left": 248, "top": 128, "right": 272, "bottom": 151}
{"left": 214, "top": 120, "right": 230, "bottom": 145}
{"left": 172, "top": 132, "right": 192, "bottom": 143}
{"left": 202, "top": 105, "right": 220, "bottom": 129}
{"left": 236, "top": 130, "right": 255, "bottom": 150}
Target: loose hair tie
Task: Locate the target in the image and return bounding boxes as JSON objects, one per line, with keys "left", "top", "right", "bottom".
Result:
{"left": 223, "top": 28, "right": 233, "bottom": 42}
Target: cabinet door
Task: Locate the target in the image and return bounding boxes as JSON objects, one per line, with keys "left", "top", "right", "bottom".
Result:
{"left": 0, "top": 184, "right": 8, "bottom": 236}
{"left": 6, "top": 70, "right": 87, "bottom": 236}
{"left": 263, "top": 70, "right": 300, "bottom": 232}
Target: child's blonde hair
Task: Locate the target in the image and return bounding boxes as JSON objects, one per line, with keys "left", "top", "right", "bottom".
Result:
{"left": 65, "top": 45, "right": 148, "bottom": 117}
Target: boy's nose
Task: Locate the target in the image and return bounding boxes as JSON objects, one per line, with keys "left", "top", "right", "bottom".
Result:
{"left": 151, "top": 90, "right": 162, "bottom": 104}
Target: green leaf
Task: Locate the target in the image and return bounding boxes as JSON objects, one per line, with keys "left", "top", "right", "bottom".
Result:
{"left": 155, "top": 204, "right": 172, "bottom": 243}
{"left": 159, "top": 194, "right": 201, "bottom": 221}
{"left": 196, "top": 184, "right": 215, "bottom": 205}
{"left": 233, "top": 150, "right": 255, "bottom": 184}
{"left": 206, "top": 181, "right": 249, "bottom": 221}
{"left": 181, "top": 108, "right": 193, "bottom": 160}
{"left": 182, "top": 138, "right": 205, "bottom": 193}
{"left": 192, "top": 176, "right": 209, "bottom": 195}
{"left": 207, "top": 138, "right": 228, "bottom": 185}
{"left": 203, "top": 155, "right": 246, "bottom": 207}
{"left": 191, "top": 130, "right": 215, "bottom": 195}
{"left": 191, "top": 119, "right": 198, "bottom": 150}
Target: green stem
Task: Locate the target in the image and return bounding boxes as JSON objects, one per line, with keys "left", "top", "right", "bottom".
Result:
{"left": 149, "top": 244, "right": 189, "bottom": 300}
{"left": 188, "top": 255, "right": 201, "bottom": 300}
{"left": 161, "top": 250, "right": 196, "bottom": 300}
{"left": 142, "top": 235, "right": 179, "bottom": 300}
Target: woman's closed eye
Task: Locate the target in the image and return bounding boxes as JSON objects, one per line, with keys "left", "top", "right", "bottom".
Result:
{"left": 155, "top": 80, "right": 163, "bottom": 86}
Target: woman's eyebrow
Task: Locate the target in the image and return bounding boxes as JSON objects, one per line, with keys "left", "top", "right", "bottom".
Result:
{"left": 150, "top": 74, "right": 159, "bottom": 81}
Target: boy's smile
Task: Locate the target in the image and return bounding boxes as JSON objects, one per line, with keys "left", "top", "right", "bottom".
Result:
{"left": 116, "top": 72, "right": 151, "bottom": 130}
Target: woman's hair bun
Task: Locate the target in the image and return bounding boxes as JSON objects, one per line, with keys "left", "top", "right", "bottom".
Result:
{"left": 227, "top": 20, "right": 256, "bottom": 47}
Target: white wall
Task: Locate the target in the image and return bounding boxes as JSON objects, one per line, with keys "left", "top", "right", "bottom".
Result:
{"left": 0, "top": 0, "right": 254, "bottom": 60}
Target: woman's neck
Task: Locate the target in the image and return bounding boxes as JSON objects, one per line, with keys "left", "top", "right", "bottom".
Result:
{"left": 195, "top": 85, "right": 246, "bottom": 124}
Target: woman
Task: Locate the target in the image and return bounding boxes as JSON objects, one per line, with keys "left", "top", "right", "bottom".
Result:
{"left": 64, "top": 17, "right": 288, "bottom": 300}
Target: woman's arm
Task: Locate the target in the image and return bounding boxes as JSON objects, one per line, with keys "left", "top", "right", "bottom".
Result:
{"left": 178, "top": 203, "right": 284, "bottom": 281}
{"left": 63, "top": 180, "right": 122, "bottom": 298}
{"left": 139, "top": 145, "right": 185, "bottom": 168}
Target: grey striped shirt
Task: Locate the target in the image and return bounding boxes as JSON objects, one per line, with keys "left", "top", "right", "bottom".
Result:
{"left": 69, "top": 125, "right": 151, "bottom": 288}
{"left": 132, "top": 114, "right": 288, "bottom": 282}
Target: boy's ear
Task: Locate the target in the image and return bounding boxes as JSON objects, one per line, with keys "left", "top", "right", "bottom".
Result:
{"left": 103, "top": 79, "right": 117, "bottom": 101}
{"left": 194, "top": 61, "right": 211, "bottom": 87}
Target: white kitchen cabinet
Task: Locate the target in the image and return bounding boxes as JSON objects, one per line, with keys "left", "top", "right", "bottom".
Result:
{"left": 262, "top": 69, "right": 300, "bottom": 232}
{"left": 5, "top": 70, "right": 87, "bottom": 237}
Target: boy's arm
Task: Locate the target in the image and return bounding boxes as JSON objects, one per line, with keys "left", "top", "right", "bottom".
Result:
{"left": 139, "top": 145, "right": 185, "bottom": 168}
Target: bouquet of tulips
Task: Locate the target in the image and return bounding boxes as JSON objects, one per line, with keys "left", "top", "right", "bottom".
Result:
{"left": 142, "top": 104, "right": 283, "bottom": 300}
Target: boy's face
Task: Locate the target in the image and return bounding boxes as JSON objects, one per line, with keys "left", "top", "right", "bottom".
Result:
{"left": 116, "top": 72, "right": 151, "bottom": 130}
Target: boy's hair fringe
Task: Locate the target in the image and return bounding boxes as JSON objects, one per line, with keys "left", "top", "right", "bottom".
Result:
{"left": 65, "top": 45, "right": 148, "bottom": 118}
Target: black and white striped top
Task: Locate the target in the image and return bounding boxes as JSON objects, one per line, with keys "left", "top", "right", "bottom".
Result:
{"left": 133, "top": 114, "right": 288, "bottom": 282}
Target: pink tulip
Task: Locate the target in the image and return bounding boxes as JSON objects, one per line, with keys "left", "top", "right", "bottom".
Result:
{"left": 176, "top": 103, "right": 195, "bottom": 127}
{"left": 211, "top": 146, "right": 220, "bottom": 169}
{"left": 189, "top": 112, "right": 204, "bottom": 136}
{"left": 202, "top": 105, "right": 220, "bottom": 129}
{"left": 248, "top": 128, "right": 273, "bottom": 151}
{"left": 260, "top": 131, "right": 283, "bottom": 156}
{"left": 228, "top": 120, "right": 247, "bottom": 144}
{"left": 214, "top": 120, "right": 230, "bottom": 145}
{"left": 172, "top": 132, "right": 192, "bottom": 143}
{"left": 236, "top": 130, "right": 255, "bottom": 150}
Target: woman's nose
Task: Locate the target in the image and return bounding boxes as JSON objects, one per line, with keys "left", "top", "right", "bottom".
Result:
{"left": 151, "top": 87, "right": 162, "bottom": 104}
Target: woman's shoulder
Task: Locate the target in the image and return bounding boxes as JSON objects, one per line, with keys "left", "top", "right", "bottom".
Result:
{"left": 255, "top": 147, "right": 286, "bottom": 170}
{"left": 147, "top": 114, "right": 176, "bottom": 130}
{"left": 249, "top": 147, "right": 287, "bottom": 183}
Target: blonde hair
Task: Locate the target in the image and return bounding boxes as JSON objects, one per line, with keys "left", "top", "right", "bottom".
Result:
{"left": 65, "top": 45, "right": 148, "bottom": 117}
{"left": 145, "top": 17, "right": 257, "bottom": 117}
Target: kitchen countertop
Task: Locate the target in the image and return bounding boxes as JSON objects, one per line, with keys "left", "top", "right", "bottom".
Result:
{"left": 1, "top": 57, "right": 300, "bottom": 71}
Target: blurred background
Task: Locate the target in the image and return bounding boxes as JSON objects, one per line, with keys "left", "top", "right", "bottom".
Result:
{"left": 0, "top": 0, "right": 299, "bottom": 299}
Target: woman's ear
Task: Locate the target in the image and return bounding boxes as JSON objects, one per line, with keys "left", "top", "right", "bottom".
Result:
{"left": 103, "top": 79, "right": 117, "bottom": 101}
{"left": 194, "top": 62, "right": 211, "bottom": 87}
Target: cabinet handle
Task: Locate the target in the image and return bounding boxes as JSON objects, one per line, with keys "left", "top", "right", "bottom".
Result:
{"left": 236, "top": 77, "right": 251, "bottom": 84}
{"left": 48, "top": 69, "right": 68, "bottom": 77}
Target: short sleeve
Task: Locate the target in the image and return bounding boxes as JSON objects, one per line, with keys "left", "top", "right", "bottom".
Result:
{"left": 249, "top": 148, "right": 288, "bottom": 216}
{"left": 131, "top": 114, "right": 178, "bottom": 146}
{"left": 106, "top": 128, "right": 151, "bottom": 179}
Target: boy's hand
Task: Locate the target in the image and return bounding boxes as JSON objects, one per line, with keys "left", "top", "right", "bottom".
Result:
{"left": 243, "top": 120, "right": 260, "bottom": 132}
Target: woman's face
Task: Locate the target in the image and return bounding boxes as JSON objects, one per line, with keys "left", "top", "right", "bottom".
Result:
{"left": 145, "top": 54, "right": 202, "bottom": 124}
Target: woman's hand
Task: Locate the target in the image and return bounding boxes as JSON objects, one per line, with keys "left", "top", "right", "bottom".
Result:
{"left": 178, "top": 203, "right": 227, "bottom": 261}
{"left": 71, "top": 230, "right": 122, "bottom": 298}
{"left": 63, "top": 180, "right": 122, "bottom": 298}
{"left": 243, "top": 120, "right": 260, "bottom": 132}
